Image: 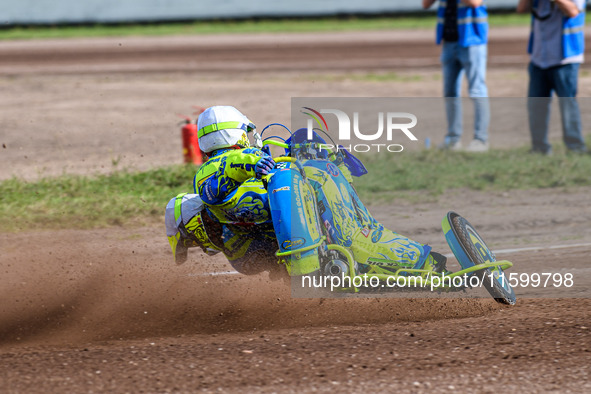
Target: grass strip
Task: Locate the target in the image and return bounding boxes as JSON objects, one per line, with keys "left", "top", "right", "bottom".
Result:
{"left": 355, "top": 147, "right": 591, "bottom": 201}
{"left": 1, "top": 146, "right": 590, "bottom": 232}
{"left": 0, "top": 165, "right": 197, "bottom": 232}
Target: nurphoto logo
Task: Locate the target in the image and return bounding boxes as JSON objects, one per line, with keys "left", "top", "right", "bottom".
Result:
{"left": 302, "top": 107, "right": 418, "bottom": 152}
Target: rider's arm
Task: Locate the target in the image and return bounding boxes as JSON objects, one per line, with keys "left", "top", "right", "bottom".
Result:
{"left": 198, "top": 148, "right": 268, "bottom": 205}
{"left": 221, "top": 148, "right": 266, "bottom": 183}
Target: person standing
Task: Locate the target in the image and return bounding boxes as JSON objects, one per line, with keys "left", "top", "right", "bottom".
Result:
{"left": 423, "top": 0, "right": 491, "bottom": 152}
{"left": 517, "top": 0, "right": 587, "bottom": 155}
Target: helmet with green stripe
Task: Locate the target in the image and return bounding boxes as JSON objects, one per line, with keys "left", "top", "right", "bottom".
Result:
{"left": 197, "top": 106, "right": 256, "bottom": 153}
{"left": 165, "top": 193, "right": 220, "bottom": 264}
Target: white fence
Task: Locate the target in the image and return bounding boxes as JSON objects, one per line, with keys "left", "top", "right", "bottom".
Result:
{"left": 1, "top": 0, "right": 519, "bottom": 25}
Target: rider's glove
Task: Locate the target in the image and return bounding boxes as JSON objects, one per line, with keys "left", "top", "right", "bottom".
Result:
{"left": 254, "top": 155, "right": 276, "bottom": 179}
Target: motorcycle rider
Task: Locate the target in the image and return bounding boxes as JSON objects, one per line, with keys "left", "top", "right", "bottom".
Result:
{"left": 185, "top": 105, "right": 448, "bottom": 279}
{"left": 191, "top": 105, "right": 281, "bottom": 276}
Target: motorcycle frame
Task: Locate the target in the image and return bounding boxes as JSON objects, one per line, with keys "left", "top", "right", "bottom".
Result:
{"left": 264, "top": 140, "right": 513, "bottom": 294}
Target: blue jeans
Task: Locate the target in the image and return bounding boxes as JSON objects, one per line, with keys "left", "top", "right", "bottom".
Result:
{"left": 527, "top": 62, "right": 586, "bottom": 153}
{"left": 441, "top": 42, "right": 490, "bottom": 144}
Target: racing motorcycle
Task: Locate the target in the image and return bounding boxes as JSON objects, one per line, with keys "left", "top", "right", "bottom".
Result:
{"left": 256, "top": 124, "right": 516, "bottom": 305}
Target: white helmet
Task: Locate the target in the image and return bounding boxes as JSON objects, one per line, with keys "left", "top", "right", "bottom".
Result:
{"left": 197, "top": 106, "right": 255, "bottom": 153}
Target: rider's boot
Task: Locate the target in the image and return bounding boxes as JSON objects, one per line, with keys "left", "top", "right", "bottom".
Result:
{"left": 422, "top": 251, "right": 452, "bottom": 276}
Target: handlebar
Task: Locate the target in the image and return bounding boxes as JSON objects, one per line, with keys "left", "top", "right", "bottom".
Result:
{"left": 274, "top": 157, "right": 296, "bottom": 163}
{"left": 262, "top": 133, "right": 339, "bottom": 180}
{"left": 271, "top": 156, "right": 306, "bottom": 180}
{"left": 263, "top": 140, "right": 289, "bottom": 149}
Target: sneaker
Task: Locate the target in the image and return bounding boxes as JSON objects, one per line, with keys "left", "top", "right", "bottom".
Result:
{"left": 438, "top": 140, "right": 462, "bottom": 151}
{"left": 465, "top": 139, "right": 489, "bottom": 152}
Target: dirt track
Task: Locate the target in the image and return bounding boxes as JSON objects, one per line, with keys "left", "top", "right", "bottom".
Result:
{"left": 0, "top": 29, "right": 533, "bottom": 75}
{"left": 1, "top": 29, "right": 591, "bottom": 392}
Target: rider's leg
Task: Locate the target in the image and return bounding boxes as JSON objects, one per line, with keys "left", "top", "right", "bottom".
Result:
{"left": 308, "top": 164, "right": 433, "bottom": 270}
{"left": 221, "top": 225, "right": 280, "bottom": 275}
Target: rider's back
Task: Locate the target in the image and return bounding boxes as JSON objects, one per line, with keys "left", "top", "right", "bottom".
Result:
{"left": 194, "top": 148, "right": 272, "bottom": 225}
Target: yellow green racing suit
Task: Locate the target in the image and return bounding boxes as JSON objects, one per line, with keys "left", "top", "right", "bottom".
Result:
{"left": 193, "top": 147, "right": 278, "bottom": 275}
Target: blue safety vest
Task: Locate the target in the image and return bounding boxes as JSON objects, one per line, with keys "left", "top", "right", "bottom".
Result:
{"left": 436, "top": 0, "right": 488, "bottom": 46}
{"left": 527, "top": 0, "right": 586, "bottom": 59}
